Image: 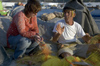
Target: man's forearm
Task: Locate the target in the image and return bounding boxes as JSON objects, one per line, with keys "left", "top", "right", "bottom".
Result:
{"left": 82, "top": 34, "right": 92, "bottom": 43}
{"left": 52, "top": 32, "right": 61, "bottom": 42}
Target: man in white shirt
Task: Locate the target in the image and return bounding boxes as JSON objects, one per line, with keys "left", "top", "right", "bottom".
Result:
{"left": 52, "top": 6, "right": 100, "bottom": 58}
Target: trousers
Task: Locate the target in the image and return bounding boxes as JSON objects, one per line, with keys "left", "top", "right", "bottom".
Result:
{"left": 8, "top": 35, "right": 39, "bottom": 59}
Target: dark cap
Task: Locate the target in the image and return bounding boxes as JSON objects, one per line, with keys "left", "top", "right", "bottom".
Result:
{"left": 63, "top": 6, "right": 75, "bottom": 12}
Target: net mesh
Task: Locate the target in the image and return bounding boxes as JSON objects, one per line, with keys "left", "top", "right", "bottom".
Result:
{"left": 85, "top": 51, "right": 100, "bottom": 66}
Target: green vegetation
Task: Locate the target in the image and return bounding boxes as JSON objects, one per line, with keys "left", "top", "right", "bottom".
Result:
{"left": 0, "top": 1, "right": 8, "bottom": 15}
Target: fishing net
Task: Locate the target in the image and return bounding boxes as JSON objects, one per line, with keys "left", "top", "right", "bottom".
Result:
{"left": 16, "top": 43, "right": 53, "bottom": 66}
{"left": 88, "top": 34, "right": 100, "bottom": 44}
{"left": 85, "top": 51, "right": 100, "bottom": 66}
{"left": 16, "top": 34, "right": 100, "bottom": 66}
{"left": 84, "top": 34, "right": 100, "bottom": 66}
{"left": 41, "top": 56, "right": 90, "bottom": 66}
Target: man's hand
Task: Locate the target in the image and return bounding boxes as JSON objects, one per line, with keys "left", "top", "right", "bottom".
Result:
{"left": 33, "top": 33, "right": 43, "bottom": 43}
{"left": 82, "top": 33, "right": 92, "bottom": 43}
{"left": 85, "top": 33, "right": 90, "bottom": 37}
{"left": 52, "top": 24, "right": 65, "bottom": 42}
{"left": 56, "top": 24, "right": 65, "bottom": 35}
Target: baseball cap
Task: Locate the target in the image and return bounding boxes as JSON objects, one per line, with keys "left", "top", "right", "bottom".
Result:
{"left": 63, "top": 5, "right": 75, "bottom": 12}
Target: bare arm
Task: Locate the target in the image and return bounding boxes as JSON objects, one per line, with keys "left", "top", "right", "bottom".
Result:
{"left": 82, "top": 33, "right": 92, "bottom": 43}
{"left": 52, "top": 32, "right": 61, "bottom": 42}
{"left": 52, "top": 24, "right": 65, "bottom": 42}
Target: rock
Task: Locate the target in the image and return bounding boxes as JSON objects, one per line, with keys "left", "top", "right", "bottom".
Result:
{"left": 37, "top": 18, "right": 63, "bottom": 43}
{"left": 41, "top": 13, "right": 48, "bottom": 21}
{"left": 0, "top": 16, "right": 12, "bottom": 47}
{"left": 9, "top": 6, "right": 24, "bottom": 17}
{"left": 0, "top": 45, "right": 11, "bottom": 66}
{"left": 50, "top": 5, "right": 57, "bottom": 9}
{"left": 41, "top": 13, "right": 56, "bottom": 21}
{"left": 53, "top": 12, "right": 63, "bottom": 18}
{"left": 37, "top": 19, "right": 55, "bottom": 41}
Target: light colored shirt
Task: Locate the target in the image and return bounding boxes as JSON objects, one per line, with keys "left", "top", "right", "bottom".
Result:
{"left": 53, "top": 19, "right": 85, "bottom": 44}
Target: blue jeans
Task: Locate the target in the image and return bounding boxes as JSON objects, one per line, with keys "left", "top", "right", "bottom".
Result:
{"left": 8, "top": 35, "right": 39, "bottom": 59}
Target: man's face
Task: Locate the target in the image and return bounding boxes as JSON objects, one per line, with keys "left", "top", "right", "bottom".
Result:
{"left": 63, "top": 10, "right": 74, "bottom": 23}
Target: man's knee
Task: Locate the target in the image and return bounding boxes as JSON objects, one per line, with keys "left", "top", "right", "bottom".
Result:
{"left": 59, "top": 52, "right": 72, "bottom": 58}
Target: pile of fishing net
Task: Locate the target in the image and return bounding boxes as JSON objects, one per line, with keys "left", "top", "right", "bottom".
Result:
{"left": 16, "top": 44, "right": 53, "bottom": 66}
{"left": 85, "top": 51, "right": 100, "bottom": 66}
{"left": 16, "top": 46, "right": 90, "bottom": 66}
{"left": 16, "top": 34, "right": 100, "bottom": 66}
{"left": 84, "top": 34, "right": 100, "bottom": 66}
{"left": 17, "top": 54, "right": 90, "bottom": 66}
{"left": 16, "top": 53, "right": 55, "bottom": 66}
{"left": 41, "top": 56, "right": 90, "bottom": 66}
{"left": 88, "top": 34, "right": 100, "bottom": 44}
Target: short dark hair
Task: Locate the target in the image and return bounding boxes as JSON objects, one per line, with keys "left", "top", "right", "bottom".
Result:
{"left": 24, "top": 0, "right": 41, "bottom": 14}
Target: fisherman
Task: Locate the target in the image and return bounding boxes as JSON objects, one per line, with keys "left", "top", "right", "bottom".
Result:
{"left": 7, "top": 0, "right": 43, "bottom": 59}
{"left": 52, "top": 5, "right": 100, "bottom": 58}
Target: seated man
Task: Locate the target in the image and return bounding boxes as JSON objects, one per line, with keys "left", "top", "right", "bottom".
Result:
{"left": 52, "top": 5, "right": 100, "bottom": 58}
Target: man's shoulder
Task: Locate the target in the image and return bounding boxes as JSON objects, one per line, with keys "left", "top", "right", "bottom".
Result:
{"left": 74, "top": 21, "right": 83, "bottom": 29}
{"left": 74, "top": 21, "right": 81, "bottom": 26}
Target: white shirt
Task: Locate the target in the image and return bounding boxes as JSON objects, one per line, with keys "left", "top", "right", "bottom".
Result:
{"left": 53, "top": 19, "right": 86, "bottom": 44}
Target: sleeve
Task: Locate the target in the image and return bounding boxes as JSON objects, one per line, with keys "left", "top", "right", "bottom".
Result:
{"left": 33, "top": 16, "right": 39, "bottom": 33}
{"left": 14, "top": 13, "right": 36, "bottom": 39}
{"left": 76, "top": 23, "right": 86, "bottom": 38}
